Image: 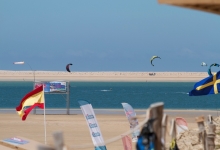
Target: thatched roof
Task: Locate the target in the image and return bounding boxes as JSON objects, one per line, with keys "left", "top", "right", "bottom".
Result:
{"left": 158, "top": 0, "right": 220, "bottom": 15}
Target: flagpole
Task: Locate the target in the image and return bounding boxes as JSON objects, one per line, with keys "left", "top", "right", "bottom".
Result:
{"left": 43, "top": 86, "right": 47, "bottom": 145}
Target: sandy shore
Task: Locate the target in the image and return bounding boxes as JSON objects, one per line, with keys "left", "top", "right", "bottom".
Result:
{"left": 0, "top": 70, "right": 209, "bottom": 82}
{"left": 0, "top": 71, "right": 215, "bottom": 149}
{"left": 0, "top": 109, "right": 218, "bottom": 149}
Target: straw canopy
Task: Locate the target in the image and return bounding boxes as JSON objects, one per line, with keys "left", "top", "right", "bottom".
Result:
{"left": 158, "top": 0, "right": 220, "bottom": 15}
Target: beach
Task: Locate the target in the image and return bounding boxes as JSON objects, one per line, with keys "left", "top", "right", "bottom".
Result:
{"left": 0, "top": 71, "right": 216, "bottom": 149}
{"left": 0, "top": 70, "right": 208, "bottom": 82}
{"left": 0, "top": 109, "right": 217, "bottom": 150}
{"left": 0, "top": 109, "right": 218, "bottom": 150}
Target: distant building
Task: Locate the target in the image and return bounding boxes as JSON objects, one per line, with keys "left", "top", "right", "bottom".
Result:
{"left": 149, "top": 73, "right": 156, "bottom": 76}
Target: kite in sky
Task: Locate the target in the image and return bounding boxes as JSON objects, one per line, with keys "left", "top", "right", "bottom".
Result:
{"left": 208, "top": 63, "right": 219, "bottom": 76}
{"left": 201, "top": 62, "right": 207, "bottom": 66}
{"left": 66, "top": 63, "right": 72, "bottom": 72}
{"left": 150, "top": 56, "right": 161, "bottom": 66}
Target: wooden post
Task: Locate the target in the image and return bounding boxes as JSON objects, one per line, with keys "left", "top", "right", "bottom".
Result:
{"left": 161, "top": 114, "right": 168, "bottom": 150}
{"left": 38, "top": 146, "right": 55, "bottom": 150}
{"left": 206, "top": 115, "right": 216, "bottom": 150}
{"left": 146, "top": 109, "right": 150, "bottom": 120}
{"left": 208, "top": 115, "right": 213, "bottom": 123}
{"left": 53, "top": 131, "right": 67, "bottom": 150}
{"left": 169, "top": 119, "right": 176, "bottom": 139}
{"left": 149, "top": 102, "right": 164, "bottom": 150}
{"left": 38, "top": 131, "right": 67, "bottom": 150}
{"left": 195, "top": 116, "right": 206, "bottom": 150}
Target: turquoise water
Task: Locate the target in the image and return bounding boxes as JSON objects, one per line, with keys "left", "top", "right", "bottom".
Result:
{"left": 0, "top": 81, "right": 220, "bottom": 109}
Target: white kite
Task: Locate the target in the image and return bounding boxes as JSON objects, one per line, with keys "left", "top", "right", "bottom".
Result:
{"left": 201, "top": 62, "right": 207, "bottom": 66}
{"left": 13, "top": 61, "right": 25, "bottom": 65}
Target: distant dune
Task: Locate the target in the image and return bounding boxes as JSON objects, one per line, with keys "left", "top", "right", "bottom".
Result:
{"left": 0, "top": 70, "right": 209, "bottom": 82}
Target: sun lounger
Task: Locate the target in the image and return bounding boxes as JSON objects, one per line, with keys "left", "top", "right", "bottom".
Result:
{"left": 0, "top": 136, "right": 52, "bottom": 150}
{"left": 0, "top": 144, "right": 15, "bottom": 150}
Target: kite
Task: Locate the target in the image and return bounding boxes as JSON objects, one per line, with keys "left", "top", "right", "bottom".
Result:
{"left": 150, "top": 56, "right": 161, "bottom": 66}
{"left": 13, "top": 61, "right": 25, "bottom": 65}
{"left": 208, "top": 63, "right": 220, "bottom": 76}
{"left": 66, "top": 63, "right": 72, "bottom": 72}
{"left": 201, "top": 62, "right": 207, "bottom": 66}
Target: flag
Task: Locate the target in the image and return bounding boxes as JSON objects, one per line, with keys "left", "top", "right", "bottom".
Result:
{"left": 189, "top": 71, "right": 220, "bottom": 96}
{"left": 121, "top": 135, "right": 132, "bottom": 150}
{"left": 16, "top": 85, "right": 44, "bottom": 121}
{"left": 121, "top": 103, "right": 140, "bottom": 142}
{"left": 175, "top": 117, "right": 188, "bottom": 136}
{"left": 78, "top": 100, "right": 107, "bottom": 150}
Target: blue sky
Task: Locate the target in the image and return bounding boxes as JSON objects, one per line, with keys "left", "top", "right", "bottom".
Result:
{"left": 1, "top": 0, "right": 220, "bottom": 72}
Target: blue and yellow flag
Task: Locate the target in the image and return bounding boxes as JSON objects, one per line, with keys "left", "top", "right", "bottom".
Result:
{"left": 189, "top": 71, "right": 220, "bottom": 96}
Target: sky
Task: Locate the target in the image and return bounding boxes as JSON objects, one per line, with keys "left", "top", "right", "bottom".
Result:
{"left": 1, "top": 0, "right": 220, "bottom": 72}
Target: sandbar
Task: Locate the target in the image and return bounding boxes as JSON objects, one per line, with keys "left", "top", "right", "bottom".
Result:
{"left": 0, "top": 70, "right": 209, "bottom": 82}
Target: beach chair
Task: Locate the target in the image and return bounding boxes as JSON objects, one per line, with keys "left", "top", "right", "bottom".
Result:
{"left": 0, "top": 144, "right": 15, "bottom": 150}
{"left": 0, "top": 136, "right": 52, "bottom": 150}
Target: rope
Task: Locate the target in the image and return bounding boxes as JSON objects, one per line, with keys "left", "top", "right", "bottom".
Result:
{"left": 67, "top": 114, "right": 220, "bottom": 149}
{"left": 68, "top": 115, "right": 149, "bottom": 149}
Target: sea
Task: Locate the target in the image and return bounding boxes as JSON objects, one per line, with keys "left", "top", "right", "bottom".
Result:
{"left": 0, "top": 81, "right": 220, "bottom": 110}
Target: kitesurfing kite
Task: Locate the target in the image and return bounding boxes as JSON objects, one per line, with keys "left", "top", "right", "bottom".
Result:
{"left": 201, "top": 62, "right": 207, "bottom": 66}
{"left": 13, "top": 61, "right": 24, "bottom": 65}
{"left": 66, "top": 63, "right": 72, "bottom": 73}
{"left": 150, "top": 56, "right": 161, "bottom": 66}
{"left": 208, "top": 63, "right": 220, "bottom": 76}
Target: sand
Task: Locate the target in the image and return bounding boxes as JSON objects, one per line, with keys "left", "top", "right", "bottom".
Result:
{"left": 0, "top": 71, "right": 215, "bottom": 149}
{"left": 1, "top": 109, "right": 219, "bottom": 150}
{"left": 0, "top": 70, "right": 209, "bottom": 82}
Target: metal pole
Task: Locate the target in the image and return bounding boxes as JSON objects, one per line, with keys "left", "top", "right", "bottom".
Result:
{"left": 13, "top": 61, "right": 36, "bottom": 114}
{"left": 26, "top": 62, "right": 35, "bottom": 83}
{"left": 26, "top": 63, "right": 37, "bottom": 114}
{"left": 33, "top": 73, "right": 37, "bottom": 115}
{"left": 66, "top": 82, "right": 70, "bottom": 115}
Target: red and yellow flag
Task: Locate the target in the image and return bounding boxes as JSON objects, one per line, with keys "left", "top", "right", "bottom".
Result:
{"left": 16, "top": 85, "right": 44, "bottom": 121}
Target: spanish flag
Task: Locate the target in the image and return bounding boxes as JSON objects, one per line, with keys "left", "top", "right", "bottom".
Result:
{"left": 16, "top": 85, "right": 44, "bottom": 121}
